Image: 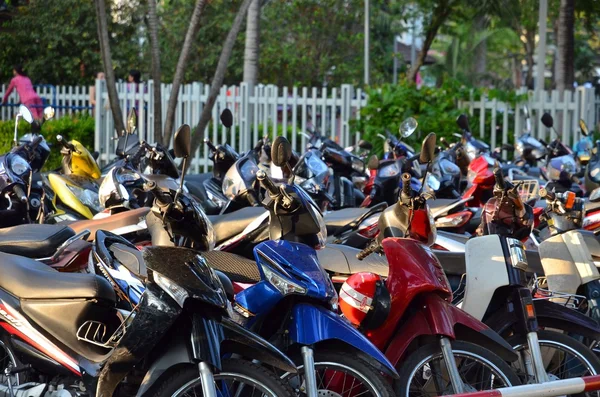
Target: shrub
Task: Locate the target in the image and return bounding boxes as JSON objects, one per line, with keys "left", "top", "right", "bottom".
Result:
{"left": 0, "top": 114, "right": 95, "bottom": 170}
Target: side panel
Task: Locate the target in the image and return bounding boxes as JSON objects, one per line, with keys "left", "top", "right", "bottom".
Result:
{"left": 563, "top": 230, "right": 600, "bottom": 284}
{"left": 534, "top": 299, "right": 600, "bottom": 339}
{"left": 539, "top": 234, "right": 584, "bottom": 294}
{"left": 288, "top": 303, "right": 397, "bottom": 377}
{"left": 463, "top": 235, "right": 509, "bottom": 320}
{"left": 47, "top": 173, "right": 93, "bottom": 219}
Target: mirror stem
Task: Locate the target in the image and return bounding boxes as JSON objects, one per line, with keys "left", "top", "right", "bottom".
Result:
{"left": 13, "top": 114, "right": 21, "bottom": 147}
{"left": 174, "top": 156, "right": 188, "bottom": 203}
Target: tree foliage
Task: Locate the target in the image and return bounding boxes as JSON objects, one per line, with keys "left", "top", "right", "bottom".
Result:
{"left": 0, "top": 0, "right": 141, "bottom": 86}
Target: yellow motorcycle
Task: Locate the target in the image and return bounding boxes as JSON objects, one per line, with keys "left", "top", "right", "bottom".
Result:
{"left": 44, "top": 136, "right": 102, "bottom": 222}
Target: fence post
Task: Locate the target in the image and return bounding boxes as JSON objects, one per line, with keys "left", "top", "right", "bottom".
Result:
{"left": 341, "top": 84, "right": 353, "bottom": 147}
{"left": 479, "top": 94, "right": 486, "bottom": 139}
{"left": 94, "top": 78, "right": 102, "bottom": 158}
{"left": 240, "top": 82, "right": 251, "bottom": 153}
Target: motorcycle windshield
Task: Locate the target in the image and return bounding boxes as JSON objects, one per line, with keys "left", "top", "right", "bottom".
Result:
{"left": 295, "top": 151, "right": 329, "bottom": 181}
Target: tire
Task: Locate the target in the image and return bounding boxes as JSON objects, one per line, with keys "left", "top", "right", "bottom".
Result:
{"left": 284, "top": 349, "right": 396, "bottom": 397}
{"left": 507, "top": 329, "right": 600, "bottom": 393}
{"left": 396, "top": 340, "right": 521, "bottom": 397}
{"left": 150, "top": 358, "right": 294, "bottom": 397}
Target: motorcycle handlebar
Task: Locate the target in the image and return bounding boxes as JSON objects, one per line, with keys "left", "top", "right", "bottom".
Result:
{"left": 493, "top": 167, "right": 505, "bottom": 190}
{"left": 56, "top": 135, "right": 75, "bottom": 152}
{"left": 539, "top": 187, "right": 555, "bottom": 201}
{"left": 13, "top": 184, "right": 27, "bottom": 203}
{"left": 401, "top": 172, "right": 411, "bottom": 197}
{"left": 357, "top": 239, "right": 379, "bottom": 260}
{"left": 204, "top": 138, "right": 218, "bottom": 152}
{"left": 131, "top": 141, "right": 148, "bottom": 164}
{"left": 257, "top": 170, "right": 279, "bottom": 198}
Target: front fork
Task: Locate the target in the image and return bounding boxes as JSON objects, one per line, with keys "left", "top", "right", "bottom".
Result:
{"left": 301, "top": 346, "right": 318, "bottom": 397}
{"left": 198, "top": 362, "right": 218, "bottom": 397}
{"left": 439, "top": 336, "right": 465, "bottom": 394}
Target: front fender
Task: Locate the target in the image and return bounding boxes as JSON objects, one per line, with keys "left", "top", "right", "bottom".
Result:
{"left": 288, "top": 303, "right": 398, "bottom": 378}
{"left": 221, "top": 317, "right": 297, "bottom": 373}
{"left": 535, "top": 299, "right": 600, "bottom": 339}
{"left": 385, "top": 295, "right": 517, "bottom": 366}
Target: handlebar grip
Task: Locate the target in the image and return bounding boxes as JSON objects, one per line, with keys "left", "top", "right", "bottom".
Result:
{"left": 257, "top": 170, "right": 279, "bottom": 197}
{"left": 357, "top": 240, "right": 379, "bottom": 260}
{"left": 204, "top": 138, "right": 217, "bottom": 152}
{"left": 131, "top": 141, "right": 147, "bottom": 164}
{"left": 401, "top": 173, "right": 411, "bottom": 197}
{"left": 254, "top": 139, "right": 264, "bottom": 152}
{"left": 493, "top": 167, "right": 505, "bottom": 190}
{"left": 13, "top": 185, "right": 27, "bottom": 203}
{"left": 539, "top": 187, "right": 555, "bottom": 201}
{"left": 31, "top": 135, "right": 43, "bottom": 148}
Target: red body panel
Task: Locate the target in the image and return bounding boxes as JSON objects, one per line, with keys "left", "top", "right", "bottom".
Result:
{"left": 462, "top": 156, "right": 495, "bottom": 207}
{"left": 584, "top": 210, "right": 600, "bottom": 231}
{"left": 383, "top": 294, "right": 490, "bottom": 365}
{"left": 365, "top": 238, "right": 452, "bottom": 347}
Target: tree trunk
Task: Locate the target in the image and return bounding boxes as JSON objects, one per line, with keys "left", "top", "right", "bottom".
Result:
{"left": 94, "top": 0, "right": 125, "bottom": 135}
{"left": 473, "top": 15, "right": 487, "bottom": 85}
{"left": 243, "top": 0, "right": 260, "bottom": 85}
{"left": 163, "top": 0, "right": 208, "bottom": 147}
{"left": 556, "top": 0, "right": 575, "bottom": 95}
{"left": 189, "top": 0, "right": 253, "bottom": 164}
{"left": 147, "top": 0, "right": 162, "bottom": 144}
{"left": 524, "top": 30, "right": 536, "bottom": 89}
{"left": 407, "top": 0, "right": 452, "bottom": 83}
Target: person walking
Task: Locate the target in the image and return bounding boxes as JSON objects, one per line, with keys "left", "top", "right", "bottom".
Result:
{"left": 2, "top": 64, "right": 43, "bottom": 119}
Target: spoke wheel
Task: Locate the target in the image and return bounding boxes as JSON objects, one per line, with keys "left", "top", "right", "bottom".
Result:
{"left": 282, "top": 350, "right": 395, "bottom": 397}
{"left": 508, "top": 330, "right": 600, "bottom": 397}
{"left": 396, "top": 340, "right": 520, "bottom": 397}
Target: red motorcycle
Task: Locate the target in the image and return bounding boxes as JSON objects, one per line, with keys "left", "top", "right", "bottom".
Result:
{"left": 339, "top": 133, "right": 520, "bottom": 396}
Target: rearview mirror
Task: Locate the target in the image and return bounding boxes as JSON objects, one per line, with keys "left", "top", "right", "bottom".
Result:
{"left": 357, "top": 139, "right": 373, "bottom": 151}
{"left": 19, "top": 104, "right": 33, "bottom": 124}
{"left": 400, "top": 117, "right": 418, "bottom": 138}
{"left": 580, "top": 119, "right": 589, "bottom": 136}
{"left": 523, "top": 105, "right": 530, "bottom": 119}
{"left": 420, "top": 133, "right": 437, "bottom": 163}
{"left": 456, "top": 114, "right": 470, "bottom": 132}
{"left": 271, "top": 136, "right": 292, "bottom": 167}
{"left": 43, "top": 106, "right": 55, "bottom": 121}
{"left": 126, "top": 108, "right": 138, "bottom": 134}
{"left": 367, "top": 155, "right": 379, "bottom": 170}
{"left": 541, "top": 113, "right": 554, "bottom": 128}
{"left": 220, "top": 109, "right": 233, "bottom": 129}
{"left": 173, "top": 124, "right": 191, "bottom": 158}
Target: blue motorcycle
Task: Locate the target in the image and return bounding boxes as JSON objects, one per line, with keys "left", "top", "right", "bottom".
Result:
{"left": 91, "top": 136, "right": 398, "bottom": 396}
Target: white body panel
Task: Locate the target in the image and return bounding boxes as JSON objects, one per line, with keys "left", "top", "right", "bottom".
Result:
{"left": 463, "top": 235, "right": 509, "bottom": 321}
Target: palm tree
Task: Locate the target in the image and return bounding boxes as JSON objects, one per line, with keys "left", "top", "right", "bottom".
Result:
{"left": 243, "top": 0, "right": 260, "bottom": 86}
{"left": 147, "top": 0, "right": 162, "bottom": 143}
{"left": 163, "top": 0, "right": 208, "bottom": 147}
{"left": 556, "top": 0, "right": 575, "bottom": 95}
{"left": 190, "top": 0, "right": 254, "bottom": 163}
{"left": 94, "top": 0, "right": 125, "bottom": 134}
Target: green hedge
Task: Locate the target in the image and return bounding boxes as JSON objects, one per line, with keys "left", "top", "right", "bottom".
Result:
{"left": 0, "top": 114, "right": 95, "bottom": 171}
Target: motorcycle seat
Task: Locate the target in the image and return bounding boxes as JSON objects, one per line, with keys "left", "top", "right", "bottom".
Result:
{"left": 69, "top": 207, "right": 150, "bottom": 241}
{"left": 0, "top": 252, "right": 115, "bottom": 301}
{"left": 434, "top": 249, "right": 544, "bottom": 276}
{"left": 201, "top": 250, "right": 261, "bottom": 284}
{"left": 323, "top": 208, "right": 371, "bottom": 234}
{"left": 208, "top": 207, "right": 268, "bottom": 244}
{"left": 428, "top": 198, "right": 462, "bottom": 217}
{"left": 585, "top": 200, "right": 600, "bottom": 214}
{"left": 0, "top": 224, "right": 75, "bottom": 258}
{"left": 317, "top": 244, "right": 389, "bottom": 277}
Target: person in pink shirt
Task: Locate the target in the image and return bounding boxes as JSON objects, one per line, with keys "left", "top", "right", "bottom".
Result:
{"left": 2, "top": 65, "right": 43, "bottom": 119}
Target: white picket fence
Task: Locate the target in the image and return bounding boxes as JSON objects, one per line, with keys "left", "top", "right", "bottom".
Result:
{"left": 2, "top": 82, "right": 600, "bottom": 170}
{"left": 92, "top": 81, "right": 367, "bottom": 172}
{"left": 460, "top": 87, "right": 598, "bottom": 151}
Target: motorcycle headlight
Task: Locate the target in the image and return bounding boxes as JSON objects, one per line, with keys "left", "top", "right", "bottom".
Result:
{"left": 260, "top": 264, "right": 307, "bottom": 296}
{"left": 465, "top": 142, "right": 478, "bottom": 161}
{"left": 222, "top": 175, "right": 238, "bottom": 200}
{"left": 515, "top": 140, "right": 525, "bottom": 156}
{"left": 67, "top": 184, "right": 102, "bottom": 212}
{"left": 300, "top": 178, "right": 320, "bottom": 194}
{"left": 153, "top": 271, "right": 189, "bottom": 308}
{"left": 116, "top": 168, "right": 141, "bottom": 183}
{"left": 351, "top": 157, "right": 365, "bottom": 173}
{"left": 379, "top": 163, "right": 400, "bottom": 178}
{"left": 98, "top": 170, "right": 119, "bottom": 208}
{"left": 590, "top": 187, "right": 600, "bottom": 202}
{"left": 9, "top": 156, "right": 30, "bottom": 176}
{"left": 425, "top": 174, "right": 440, "bottom": 192}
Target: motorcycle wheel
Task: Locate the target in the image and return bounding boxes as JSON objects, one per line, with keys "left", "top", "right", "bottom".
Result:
{"left": 507, "top": 330, "right": 600, "bottom": 396}
{"left": 396, "top": 340, "right": 521, "bottom": 397}
{"left": 150, "top": 358, "right": 294, "bottom": 397}
{"left": 0, "top": 337, "right": 21, "bottom": 387}
{"left": 283, "top": 349, "right": 395, "bottom": 397}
